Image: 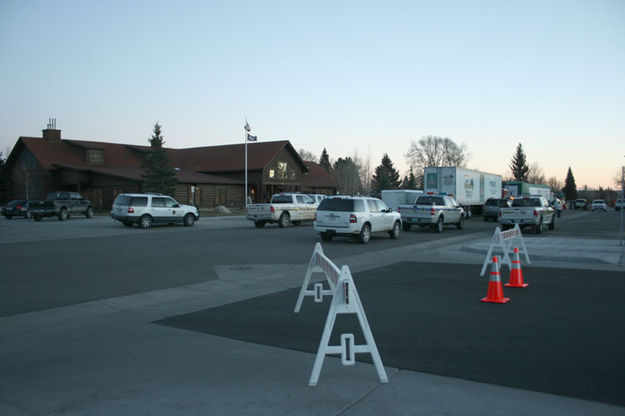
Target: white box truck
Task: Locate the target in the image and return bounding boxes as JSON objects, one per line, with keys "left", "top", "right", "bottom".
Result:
{"left": 381, "top": 189, "right": 423, "bottom": 212}
{"left": 423, "top": 167, "right": 502, "bottom": 215}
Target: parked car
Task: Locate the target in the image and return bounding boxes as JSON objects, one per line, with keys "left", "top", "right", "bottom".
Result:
{"left": 313, "top": 196, "right": 401, "bottom": 243}
{"left": 482, "top": 198, "right": 510, "bottom": 222}
{"left": 615, "top": 199, "right": 624, "bottom": 211}
{"left": 306, "top": 194, "right": 327, "bottom": 204}
{"left": 1, "top": 200, "right": 31, "bottom": 219}
{"left": 111, "top": 193, "right": 200, "bottom": 229}
{"left": 29, "top": 192, "right": 94, "bottom": 221}
{"left": 591, "top": 199, "right": 607, "bottom": 212}
{"left": 574, "top": 198, "right": 588, "bottom": 210}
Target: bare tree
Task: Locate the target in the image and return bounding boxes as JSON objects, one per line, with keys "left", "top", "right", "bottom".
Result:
{"left": 405, "top": 135, "right": 469, "bottom": 174}
{"left": 547, "top": 176, "right": 563, "bottom": 192}
{"left": 297, "top": 148, "right": 317, "bottom": 162}
{"left": 527, "top": 162, "right": 546, "bottom": 185}
{"left": 19, "top": 157, "right": 38, "bottom": 200}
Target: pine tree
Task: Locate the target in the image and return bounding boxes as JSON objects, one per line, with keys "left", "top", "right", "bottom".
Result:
{"left": 509, "top": 143, "right": 529, "bottom": 181}
{"left": 401, "top": 168, "right": 417, "bottom": 189}
{"left": 0, "top": 151, "right": 9, "bottom": 203}
{"left": 371, "top": 154, "right": 401, "bottom": 193}
{"left": 319, "top": 148, "right": 332, "bottom": 173}
{"left": 563, "top": 167, "right": 577, "bottom": 201}
{"left": 141, "top": 123, "right": 177, "bottom": 196}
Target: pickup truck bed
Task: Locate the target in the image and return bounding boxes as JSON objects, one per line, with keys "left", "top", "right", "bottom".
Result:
{"left": 246, "top": 193, "right": 318, "bottom": 228}
{"left": 398, "top": 195, "right": 465, "bottom": 233}
{"left": 498, "top": 197, "right": 555, "bottom": 233}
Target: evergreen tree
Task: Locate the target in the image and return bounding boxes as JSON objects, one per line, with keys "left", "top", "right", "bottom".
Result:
{"left": 141, "top": 123, "right": 177, "bottom": 196}
{"left": 371, "top": 154, "right": 401, "bottom": 193}
{"left": 319, "top": 148, "right": 332, "bottom": 173}
{"left": 509, "top": 143, "right": 529, "bottom": 181}
{"left": 563, "top": 167, "right": 578, "bottom": 201}
{"left": 0, "top": 151, "right": 9, "bottom": 203}
{"left": 401, "top": 168, "right": 417, "bottom": 189}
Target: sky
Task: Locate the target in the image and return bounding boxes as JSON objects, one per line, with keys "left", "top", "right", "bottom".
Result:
{"left": 1, "top": 0, "right": 624, "bottom": 189}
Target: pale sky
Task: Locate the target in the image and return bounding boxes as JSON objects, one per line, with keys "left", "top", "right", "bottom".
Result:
{"left": 1, "top": 0, "right": 623, "bottom": 189}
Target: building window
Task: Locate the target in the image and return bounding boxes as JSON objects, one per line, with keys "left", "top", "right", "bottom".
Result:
{"left": 269, "top": 169, "right": 275, "bottom": 178}
{"left": 87, "top": 149, "right": 103, "bottom": 164}
{"left": 277, "top": 162, "right": 287, "bottom": 179}
{"left": 290, "top": 170, "right": 296, "bottom": 180}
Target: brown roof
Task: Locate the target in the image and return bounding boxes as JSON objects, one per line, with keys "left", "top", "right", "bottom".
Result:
{"left": 169, "top": 140, "right": 308, "bottom": 173}
{"left": 53, "top": 165, "right": 241, "bottom": 184}
{"left": 301, "top": 161, "right": 338, "bottom": 188}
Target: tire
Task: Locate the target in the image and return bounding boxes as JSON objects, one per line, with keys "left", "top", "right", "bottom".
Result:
{"left": 402, "top": 222, "right": 412, "bottom": 231}
{"left": 86, "top": 206, "right": 94, "bottom": 218}
{"left": 278, "top": 212, "right": 290, "bottom": 228}
{"left": 320, "top": 232, "right": 333, "bottom": 241}
{"left": 139, "top": 214, "right": 152, "bottom": 229}
{"left": 389, "top": 221, "right": 400, "bottom": 239}
{"left": 434, "top": 216, "right": 443, "bottom": 233}
{"left": 254, "top": 221, "right": 266, "bottom": 228}
{"left": 183, "top": 213, "right": 195, "bottom": 227}
{"left": 5, "top": 215, "right": 12, "bottom": 219}
{"left": 548, "top": 215, "right": 555, "bottom": 230}
{"left": 358, "top": 223, "right": 371, "bottom": 244}
{"left": 58, "top": 208, "right": 68, "bottom": 221}
{"left": 534, "top": 218, "right": 543, "bottom": 234}
{"left": 456, "top": 215, "right": 465, "bottom": 230}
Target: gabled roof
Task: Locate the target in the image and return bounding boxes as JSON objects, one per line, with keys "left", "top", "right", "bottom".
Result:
{"left": 301, "top": 161, "right": 338, "bottom": 188}
{"left": 169, "top": 140, "right": 309, "bottom": 173}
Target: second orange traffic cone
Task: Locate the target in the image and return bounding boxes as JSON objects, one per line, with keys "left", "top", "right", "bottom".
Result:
{"left": 505, "top": 247, "right": 528, "bottom": 288}
{"left": 481, "top": 256, "right": 510, "bottom": 304}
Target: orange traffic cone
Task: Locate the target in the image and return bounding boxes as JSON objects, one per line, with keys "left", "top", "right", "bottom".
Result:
{"left": 505, "top": 247, "right": 528, "bottom": 288}
{"left": 481, "top": 256, "right": 510, "bottom": 303}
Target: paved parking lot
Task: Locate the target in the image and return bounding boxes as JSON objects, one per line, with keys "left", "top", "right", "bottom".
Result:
{"left": 1, "top": 209, "right": 624, "bottom": 415}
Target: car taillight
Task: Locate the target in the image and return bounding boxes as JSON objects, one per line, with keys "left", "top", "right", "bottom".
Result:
{"left": 16, "top": 205, "right": 22, "bottom": 210}
{"left": 349, "top": 214, "right": 357, "bottom": 223}
{"left": 128, "top": 207, "right": 134, "bottom": 213}
{"left": 270, "top": 206, "right": 275, "bottom": 213}
{"left": 533, "top": 210, "right": 538, "bottom": 217}
{"left": 498, "top": 210, "right": 502, "bottom": 217}
{"left": 430, "top": 208, "right": 436, "bottom": 216}
{"left": 397, "top": 207, "right": 400, "bottom": 213}
{"left": 314, "top": 213, "right": 317, "bottom": 221}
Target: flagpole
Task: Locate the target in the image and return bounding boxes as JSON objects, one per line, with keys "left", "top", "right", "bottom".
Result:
{"left": 245, "top": 122, "right": 248, "bottom": 207}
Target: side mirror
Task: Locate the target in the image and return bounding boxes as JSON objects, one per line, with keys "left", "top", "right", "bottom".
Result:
{"left": 173, "top": 203, "right": 180, "bottom": 208}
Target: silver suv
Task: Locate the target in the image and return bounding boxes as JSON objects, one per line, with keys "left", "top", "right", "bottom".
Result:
{"left": 111, "top": 193, "right": 199, "bottom": 229}
{"left": 313, "top": 196, "right": 402, "bottom": 243}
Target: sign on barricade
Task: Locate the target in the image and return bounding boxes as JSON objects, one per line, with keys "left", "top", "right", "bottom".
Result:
{"left": 295, "top": 244, "right": 388, "bottom": 386}
{"left": 480, "top": 224, "right": 530, "bottom": 276}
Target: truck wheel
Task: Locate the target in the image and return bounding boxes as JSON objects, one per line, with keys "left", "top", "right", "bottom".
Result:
{"left": 254, "top": 221, "right": 266, "bottom": 228}
{"left": 278, "top": 212, "right": 290, "bottom": 228}
{"left": 402, "top": 222, "right": 411, "bottom": 231}
{"left": 389, "top": 221, "right": 400, "bottom": 239}
{"left": 456, "top": 215, "right": 465, "bottom": 230}
{"left": 534, "top": 218, "right": 543, "bottom": 234}
{"left": 58, "top": 208, "right": 68, "bottom": 221}
{"left": 139, "top": 215, "right": 152, "bottom": 229}
{"left": 434, "top": 216, "right": 443, "bottom": 233}
{"left": 86, "top": 206, "right": 94, "bottom": 218}
{"left": 358, "top": 224, "right": 371, "bottom": 244}
{"left": 548, "top": 216, "right": 555, "bottom": 230}
{"left": 320, "top": 232, "right": 333, "bottom": 241}
{"left": 183, "top": 213, "right": 195, "bottom": 227}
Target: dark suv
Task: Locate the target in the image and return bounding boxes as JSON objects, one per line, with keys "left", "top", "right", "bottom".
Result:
{"left": 483, "top": 198, "right": 510, "bottom": 221}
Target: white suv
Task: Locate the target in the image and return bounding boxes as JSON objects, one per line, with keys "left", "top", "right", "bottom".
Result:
{"left": 111, "top": 193, "right": 200, "bottom": 229}
{"left": 313, "top": 196, "right": 402, "bottom": 243}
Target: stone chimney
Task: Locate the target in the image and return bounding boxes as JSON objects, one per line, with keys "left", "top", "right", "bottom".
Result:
{"left": 43, "top": 118, "right": 61, "bottom": 142}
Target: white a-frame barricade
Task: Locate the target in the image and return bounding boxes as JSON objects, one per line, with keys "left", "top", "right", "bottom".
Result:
{"left": 295, "top": 243, "right": 388, "bottom": 386}
{"left": 480, "top": 224, "right": 530, "bottom": 276}
{"left": 294, "top": 243, "right": 339, "bottom": 313}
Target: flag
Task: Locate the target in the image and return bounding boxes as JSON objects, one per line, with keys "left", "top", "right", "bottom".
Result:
{"left": 247, "top": 134, "right": 257, "bottom": 142}
{"left": 244, "top": 121, "right": 251, "bottom": 132}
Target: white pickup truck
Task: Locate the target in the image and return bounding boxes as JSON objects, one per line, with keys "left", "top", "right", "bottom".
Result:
{"left": 246, "top": 193, "right": 318, "bottom": 228}
{"left": 498, "top": 196, "right": 555, "bottom": 233}
{"left": 398, "top": 194, "right": 465, "bottom": 233}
